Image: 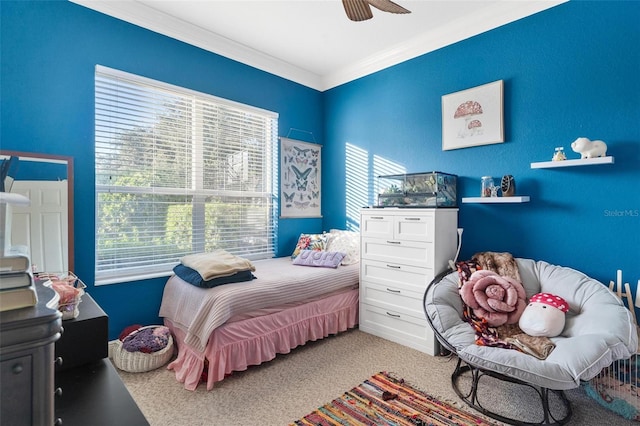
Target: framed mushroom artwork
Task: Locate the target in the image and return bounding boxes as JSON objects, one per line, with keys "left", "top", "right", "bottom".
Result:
{"left": 442, "top": 80, "right": 504, "bottom": 151}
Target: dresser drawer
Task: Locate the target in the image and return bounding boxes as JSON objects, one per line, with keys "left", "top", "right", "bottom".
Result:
{"left": 361, "top": 211, "right": 435, "bottom": 242}
{"left": 0, "top": 354, "right": 32, "bottom": 426}
{"left": 361, "top": 259, "right": 433, "bottom": 294}
{"left": 361, "top": 237, "right": 434, "bottom": 269}
{"left": 359, "top": 303, "right": 436, "bottom": 355}
{"left": 360, "top": 213, "right": 394, "bottom": 239}
{"left": 360, "top": 281, "right": 424, "bottom": 319}
{"left": 394, "top": 213, "right": 435, "bottom": 242}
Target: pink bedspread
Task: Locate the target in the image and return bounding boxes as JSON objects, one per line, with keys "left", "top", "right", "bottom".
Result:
{"left": 165, "top": 287, "right": 359, "bottom": 390}
{"left": 159, "top": 257, "right": 359, "bottom": 353}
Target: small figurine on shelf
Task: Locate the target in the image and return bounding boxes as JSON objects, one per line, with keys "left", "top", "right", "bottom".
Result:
{"left": 481, "top": 176, "right": 494, "bottom": 197}
{"left": 552, "top": 147, "right": 566, "bottom": 161}
{"left": 571, "top": 137, "right": 607, "bottom": 159}
{"left": 501, "top": 175, "right": 516, "bottom": 197}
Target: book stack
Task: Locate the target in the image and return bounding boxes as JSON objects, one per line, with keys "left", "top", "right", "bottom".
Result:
{"left": 0, "top": 245, "right": 38, "bottom": 312}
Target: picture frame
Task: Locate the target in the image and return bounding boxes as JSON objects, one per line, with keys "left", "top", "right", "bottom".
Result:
{"left": 280, "top": 137, "right": 321, "bottom": 218}
{"left": 442, "top": 80, "right": 504, "bottom": 151}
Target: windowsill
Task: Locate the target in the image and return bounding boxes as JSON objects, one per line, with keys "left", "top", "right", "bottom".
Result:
{"left": 95, "top": 270, "right": 173, "bottom": 286}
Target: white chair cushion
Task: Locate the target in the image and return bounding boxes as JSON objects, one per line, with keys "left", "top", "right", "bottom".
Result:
{"left": 426, "top": 258, "right": 638, "bottom": 390}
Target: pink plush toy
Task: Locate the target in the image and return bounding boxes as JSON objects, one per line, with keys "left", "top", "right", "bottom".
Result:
{"left": 518, "top": 293, "right": 569, "bottom": 337}
{"left": 459, "top": 269, "right": 527, "bottom": 327}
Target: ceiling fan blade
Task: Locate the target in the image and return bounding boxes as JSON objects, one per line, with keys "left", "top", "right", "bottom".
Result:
{"left": 367, "top": 0, "right": 411, "bottom": 15}
{"left": 342, "top": 0, "right": 374, "bottom": 22}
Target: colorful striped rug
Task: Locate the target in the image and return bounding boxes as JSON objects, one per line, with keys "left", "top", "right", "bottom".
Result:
{"left": 292, "top": 371, "right": 497, "bottom": 425}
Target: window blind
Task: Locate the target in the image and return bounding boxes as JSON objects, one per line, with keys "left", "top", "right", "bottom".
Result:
{"left": 95, "top": 65, "right": 278, "bottom": 284}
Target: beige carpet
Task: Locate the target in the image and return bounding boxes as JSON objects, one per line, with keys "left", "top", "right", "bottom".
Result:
{"left": 116, "top": 329, "right": 636, "bottom": 426}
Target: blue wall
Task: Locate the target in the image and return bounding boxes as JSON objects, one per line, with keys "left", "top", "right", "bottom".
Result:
{"left": 324, "top": 1, "right": 640, "bottom": 290}
{"left": 1, "top": 1, "right": 323, "bottom": 338}
{"left": 1, "top": 1, "right": 638, "bottom": 338}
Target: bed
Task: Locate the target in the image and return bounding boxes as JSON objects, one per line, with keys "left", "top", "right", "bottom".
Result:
{"left": 159, "top": 255, "right": 360, "bottom": 390}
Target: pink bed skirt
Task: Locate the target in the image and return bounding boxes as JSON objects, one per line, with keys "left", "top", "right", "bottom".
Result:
{"left": 164, "top": 287, "right": 359, "bottom": 390}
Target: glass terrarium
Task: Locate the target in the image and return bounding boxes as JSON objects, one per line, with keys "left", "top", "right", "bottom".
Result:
{"left": 377, "top": 171, "right": 457, "bottom": 208}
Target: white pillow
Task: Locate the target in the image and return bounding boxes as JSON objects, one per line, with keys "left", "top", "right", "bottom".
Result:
{"left": 326, "top": 229, "right": 360, "bottom": 265}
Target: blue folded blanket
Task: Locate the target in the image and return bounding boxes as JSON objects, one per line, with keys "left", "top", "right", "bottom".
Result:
{"left": 173, "top": 264, "right": 256, "bottom": 288}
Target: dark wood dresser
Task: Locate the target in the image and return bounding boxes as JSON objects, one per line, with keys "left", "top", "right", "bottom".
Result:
{"left": 0, "top": 282, "right": 148, "bottom": 425}
{"left": 54, "top": 293, "right": 149, "bottom": 426}
{"left": 54, "top": 293, "right": 109, "bottom": 373}
{"left": 0, "top": 282, "right": 62, "bottom": 426}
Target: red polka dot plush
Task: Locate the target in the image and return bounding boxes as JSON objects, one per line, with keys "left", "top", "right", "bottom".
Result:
{"left": 519, "top": 293, "right": 569, "bottom": 337}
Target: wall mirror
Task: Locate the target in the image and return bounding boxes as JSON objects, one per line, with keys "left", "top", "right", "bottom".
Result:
{"left": 0, "top": 150, "right": 74, "bottom": 272}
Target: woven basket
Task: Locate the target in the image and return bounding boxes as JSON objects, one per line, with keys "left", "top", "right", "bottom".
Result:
{"left": 112, "top": 326, "right": 174, "bottom": 373}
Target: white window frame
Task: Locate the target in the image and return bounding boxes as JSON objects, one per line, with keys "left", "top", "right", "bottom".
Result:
{"left": 94, "top": 65, "right": 278, "bottom": 285}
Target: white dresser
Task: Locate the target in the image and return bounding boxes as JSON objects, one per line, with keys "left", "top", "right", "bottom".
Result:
{"left": 359, "top": 208, "right": 458, "bottom": 355}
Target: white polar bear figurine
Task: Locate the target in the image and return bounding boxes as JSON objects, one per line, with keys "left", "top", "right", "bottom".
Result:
{"left": 571, "top": 137, "right": 607, "bottom": 159}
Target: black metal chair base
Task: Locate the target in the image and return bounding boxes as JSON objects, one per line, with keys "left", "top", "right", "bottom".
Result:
{"left": 451, "top": 357, "right": 572, "bottom": 425}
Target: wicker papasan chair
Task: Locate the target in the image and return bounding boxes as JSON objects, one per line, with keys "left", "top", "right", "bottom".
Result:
{"left": 424, "top": 255, "right": 638, "bottom": 425}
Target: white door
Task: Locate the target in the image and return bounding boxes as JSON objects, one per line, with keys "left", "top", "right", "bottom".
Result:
{"left": 10, "top": 180, "right": 68, "bottom": 272}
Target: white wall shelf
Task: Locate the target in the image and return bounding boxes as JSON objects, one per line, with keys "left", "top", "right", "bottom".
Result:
{"left": 462, "top": 196, "right": 530, "bottom": 203}
{"left": 531, "top": 156, "right": 614, "bottom": 169}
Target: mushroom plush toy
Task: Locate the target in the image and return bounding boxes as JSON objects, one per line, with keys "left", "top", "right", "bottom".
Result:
{"left": 519, "top": 293, "right": 569, "bottom": 337}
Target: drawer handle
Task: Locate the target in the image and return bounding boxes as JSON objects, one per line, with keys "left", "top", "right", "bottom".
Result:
{"left": 386, "top": 311, "right": 401, "bottom": 318}
{"left": 404, "top": 217, "right": 421, "bottom": 221}
{"left": 386, "top": 241, "right": 401, "bottom": 244}
{"left": 55, "top": 357, "right": 63, "bottom": 367}
{"left": 386, "top": 288, "right": 401, "bottom": 293}
{"left": 386, "top": 264, "right": 401, "bottom": 269}
{"left": 54, "top": 418, "right": 63, "bottom": 426}
{"left": 371, "top": 216, "right": 384, "bottom": 219}
{"left": 55, "top": 387, "right": 63, "bottom": 397}
{"left": 12, "top": 363, "right": 23, "bottom": 374}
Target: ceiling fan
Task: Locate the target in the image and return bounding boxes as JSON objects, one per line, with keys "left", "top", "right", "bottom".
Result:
{"left": 342, "top": 0, "right": 411, "bottom": 22}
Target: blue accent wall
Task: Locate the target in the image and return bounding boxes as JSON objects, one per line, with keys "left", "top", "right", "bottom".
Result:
{"left": 2, "top": 1, "right": 638, "bottom": 338}
{"left": 1, "top": 1, "right": 323, "bottom": 338}
{"left": 324, "top": 1, "right": 640, "bottom": 291}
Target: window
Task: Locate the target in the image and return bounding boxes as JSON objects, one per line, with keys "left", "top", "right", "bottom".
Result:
{"left": 95, "top": 65, "right": 278, "bottom": 284}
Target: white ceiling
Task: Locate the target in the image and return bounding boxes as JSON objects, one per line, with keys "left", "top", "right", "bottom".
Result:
{"left": 71, "top": 0, "right": 566, "bottom": 91}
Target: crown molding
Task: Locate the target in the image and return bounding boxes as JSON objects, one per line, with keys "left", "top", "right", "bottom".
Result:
{"left": 71, "top": 0, "right": 324, "bottom": 90}
{"left": 71, "top": 0, "right": 566, "bottom": 92}
{"left": 321, "top": 1, "right": 567, "bottom": 90}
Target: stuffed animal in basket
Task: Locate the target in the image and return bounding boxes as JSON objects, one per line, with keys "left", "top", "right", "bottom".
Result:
{"left": 519, "top": 293, "right": 569, "bottom": 337}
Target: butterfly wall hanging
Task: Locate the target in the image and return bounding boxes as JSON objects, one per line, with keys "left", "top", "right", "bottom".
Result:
{"left": 280, "top": 137, "right": 321, "bottom": 218}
